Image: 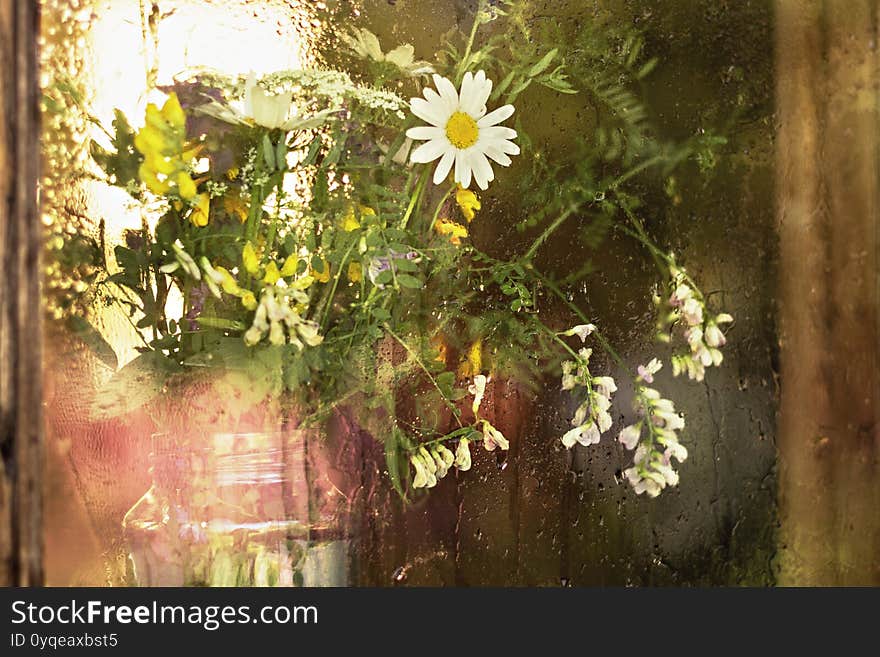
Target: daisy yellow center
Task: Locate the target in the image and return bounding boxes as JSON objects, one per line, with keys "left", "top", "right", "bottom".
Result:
{"left": 445, "top": 111, "right": 479, "bottom": 149}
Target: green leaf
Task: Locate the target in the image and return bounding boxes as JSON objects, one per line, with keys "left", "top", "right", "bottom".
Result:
{"left": 91, "top": 351, "right": 178, "bottom": 420}
{"left": 372, "top": 308, "right": 392, "bottom": 321}
{"left": 66, "top": 316, "right": 118, "bottom": 370}
{"left": 392, "top": 258, "right": 419, "bottom": 272}
{"left": 508, "top": 78, "right": 533, "bottom": 102}
{"left": 493, "top": 70, "right": 516, "bottom": 101}
{"left": 636, "top": 58, "right": 658, "bottom": 80}
{"left": 196, "top": 317, "right": 247, "bottom": 331}
{"left": 275, "top": 139, "right": 287, "bottom": 170}
{"left": 262, "top": 133, "right": 276, "bottom": 170}
{"left": 385, "top": 429, "right": 408, "bottom": 502}
{"left": 396, "top": 274, "right": 422, "bottom": 289}
{"left": 529, "top": 48, "right": 558, "bottom": 78}
{"left": 301, "top": 135, "right": 323, "bottom": 167}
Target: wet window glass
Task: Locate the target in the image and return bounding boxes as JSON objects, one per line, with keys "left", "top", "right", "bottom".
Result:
{"left": 26, "top": 0, "right": 879, "bottom": 587}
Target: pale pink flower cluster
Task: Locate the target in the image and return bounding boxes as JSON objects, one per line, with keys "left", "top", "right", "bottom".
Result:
{"left": 560, "top": 347, "right": 617, "bottom": 449}
{"left": 618, "top": 360, "right": 688, "bottom": 497}
{"left": 666, "top": 269, "right": 733, "bottom": 382}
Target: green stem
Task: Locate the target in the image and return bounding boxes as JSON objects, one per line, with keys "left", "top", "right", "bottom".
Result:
{"left": 614, "top": 195, "right": 705, "bottom": 300}
{"left": 429, "top": 185, "right": 455, "bottom": 232}
{"left": 609, "top": 154, "right": 666, "bottom": 191}
{"left": 400, "top": 167, "right": 429, "bottom": 230}
{"left": 534, "top": 270, "right": 626, "bottom": 369}
{"left": 523, "top": 205, "right": 577, "bottom": 260}
{"left": 533, "top": 318, "right": 580, "bottom": 360}
{"left": 319, "top": 239, "right": 357, "bottom": 330}
{"left": 385, "top": 326, "right": 464, "bottom": 429}
{"left": 263, "top": 174, "right": 283, "bottom": 257}
{"left": 410, "top": 426, "right": 481, "bottom": 451}
{"left": 456, "top": 0, "right": 486, "bottom": 84}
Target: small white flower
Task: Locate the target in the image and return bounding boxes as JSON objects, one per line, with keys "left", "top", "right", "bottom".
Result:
{"left": 197, "top": 72, "right": 332, "bottom": 131}
{"left": 681, "top": 297, "right": 704, "bottom": 326}
{"left": 406, "top": 71, "right": 519, "bottom": 190}
{"left": 418, "top": 447, "right": 438, "bottom": 488}
{"left": 342, "top": 28, "right": 434, "bottom": 76}
{"left": 571, "top": 401, "right": 589, "bottom": 427}
{"left": 454, "top": 438, "right": 472, "bottom": 471}
{"left": 636, "top": 358, "right": 663, "bottom": 384}
{"left": 592, "top": 376, "right": 617, "bottom": 398}
{"left": 561, "top": 422, "right": 601, "bottom": 448}
{"left": 561, "top": 361, "right": 578, "bottom": 391}
{"left": 662, "top": 441, "right": 688, "bottom": 463}
{"left": 431, "top": 445, "right": 454, "bottom": 479}
{"left": 563, "top": 323, "right": 596, "bottom": 342}
{"left": 246, "top": 73, "right": 294, "bottom": 129}
{"left": 669, "top": 283, "right": 693, "bottom": 306}
{"left": 704, "top": 322, "right": 726, "bottom": 348}
{"left": 411, "top": 455, "right": 429, "bottom": 489}
{"left": 618, "top": 423, "right": 642, "bottom": 450}
{"left": 469, "top": 374, "right": 488, "bottom": 416}
{"left": 481, "top": 420, "right": 509, "bottom": 451}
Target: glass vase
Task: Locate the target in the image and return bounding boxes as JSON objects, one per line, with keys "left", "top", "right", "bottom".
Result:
{"left": 122, "top": 430, "right": 351, "bottom": 586}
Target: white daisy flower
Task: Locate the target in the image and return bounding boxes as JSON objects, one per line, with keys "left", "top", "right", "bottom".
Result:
{"left": 406, "top": 71, "right": 519, "bottom": 190}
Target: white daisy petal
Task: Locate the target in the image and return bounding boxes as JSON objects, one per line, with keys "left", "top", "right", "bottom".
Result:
{"left": 483, "top": 143, "right": 512, "bottom": 167}
{"left": 454, "top": 150, "right": 472, "bottom": 189}
{"left": 462, "top": 70, "right": 492, "bottom": 118}
{"left": 478, "top": 104, "right": 515, "bottom": 127}
{"left": 481, "top": 125, "right": 518, "bottom": 141}
{"left": 460, "top": 71, "right": 474, "bottom": 105}
{"left": 496, "top": 139, "right": 520, "bottom": 155}
{"left": 471, "top": 151, "right": 494, "bottom": 190}
{"left": 433, "top": 74, "right": 459, "bottom": 107}
{"left": 423, "top": 87, "right": 455, "bottom": 114}
{"left": 406, "top": 126, "right": 446, "bottom": 141}
{"left": 410, "top": 98, "right": 447, "bottom": 127}
{"left": 433, "top": 149, "right": 455, "bottom": 184}
{"left": 411, "top": 139, "right": 448, "bottom": 163}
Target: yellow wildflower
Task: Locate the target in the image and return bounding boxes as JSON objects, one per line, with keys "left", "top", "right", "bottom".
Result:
{"left": 134, "top": 93, "right": 203, "bottom": 204}
{"left": 347, "top": 261, "right": 362, "bottom": 283}
{"left": 455, "top": 185, "right": 481, "bottom": 222}
{"left": 223, "top": 195, "right": 249, "bottom": 223}
{"left": 280, "top": 255, "right": 299, "bottom": 277}
{"left": 225, "top": 167, "right": 240, "bottom": 181}
{"left": 467, "top": 339, "right": 483, "bottom": 374}
{"left": 134, "top": 125, "right": 167, "bottom": 155}
{"left": 159, "top": 92, "right": 186, "bottom": 129}
{"left": 181, "top": 143, "right": 204, "bottom": 163}
{"left": 144, "top": 103, "right": 168, "bottom": 132}
{"left": 145, "top": 151, "right": 176, "bottom": 176}
{"left": 431, "top": 333, "right": 448, "bottom": 365}
{"left": 290, "top": 275, "right": 315, "bottom": 290}
{"left": 176, "top": 171, "right": 197, "bottom": 200}
{"left": 138, "top": 161, "right": 170, "bottom": 195}
{"left": 312, "top": 259, "right": 331, "bottom": 283}
{"left": 241, "top": 291, "right": 258, "bottom": 311}
{"left": 342, "top": 204, "right": 375, "bottom": 232}
{"left": 191, "top": 193, "right": 210, "bottom": 227}
{"left": 242, "top": 242, "right": 260, "bottom": 276}
{"left": 263, "top": 262, "right": 281, "bottom": 285}
{"left": 215, "top": 266, "right": 240, "bottom": 295}
{"left": 434, "top": 217, "right": 468, "bottom": 245}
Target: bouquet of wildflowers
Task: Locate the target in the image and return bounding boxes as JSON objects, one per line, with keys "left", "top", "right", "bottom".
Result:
{"left": 82, "top": 0, "right": 733, "bottom": 501}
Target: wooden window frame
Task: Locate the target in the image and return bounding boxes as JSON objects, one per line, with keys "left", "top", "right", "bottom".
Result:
{"left": 0, "top": 0, "right": 42, "bottom": 587}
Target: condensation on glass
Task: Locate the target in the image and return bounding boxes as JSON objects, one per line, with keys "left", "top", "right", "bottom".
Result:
{"left": 41, "top": 0, "right": 852, "bottom": 586}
